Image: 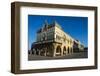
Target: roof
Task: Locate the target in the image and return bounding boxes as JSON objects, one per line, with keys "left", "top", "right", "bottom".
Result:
{"left": 37, "top": 20, "right": 62, "bottom": 33}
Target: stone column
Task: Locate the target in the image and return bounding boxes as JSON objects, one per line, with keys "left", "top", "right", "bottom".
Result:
{"left": 61, "top": 47, "right": 63, "bottom": 56}
{"left": 72, "top": 47, "right": 73, "bottom": 54}
{"left": 69, "top": 48, "right": 71, "bottom": 55}
{"left": 34, "top": 50, "right": 36, "bottom": 55}
{"left": 53, "top": 43, "right": 56, "bottom": 57}
{"left": 44, "top": 48, "right": 47, "bottom": 56}
{"left": 38, "top": 49, "right": 40, "bottom": 55}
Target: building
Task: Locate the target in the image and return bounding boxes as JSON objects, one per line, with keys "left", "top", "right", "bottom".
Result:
{"left": 30, "top": 21, "right": 84, "bottom": 57}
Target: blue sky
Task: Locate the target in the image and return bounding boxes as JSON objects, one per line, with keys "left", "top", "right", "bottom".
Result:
{"left": 28, "top": 15, "right": 88, "bottom": 50}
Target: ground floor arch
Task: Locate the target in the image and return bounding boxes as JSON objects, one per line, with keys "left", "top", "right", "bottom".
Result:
{"left": 56, "top": 45, "right": 62, "bottom": 56}
{"left": 30, "top": 42, "right": 73, "bottom": 57}
{"left": 67, "top": 47, "right": 70, "bottom": 54}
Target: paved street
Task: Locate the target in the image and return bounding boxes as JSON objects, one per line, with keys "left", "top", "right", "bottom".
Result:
{"left": 28, "top": 51, "right": 88, "bottom": 61}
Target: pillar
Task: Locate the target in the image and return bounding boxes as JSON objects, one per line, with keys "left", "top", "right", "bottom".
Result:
{"left": 72, "top": 47, "right": 73, "bottom": 54}
{"left": 44, "top": 51, "right": 46, "bottom": 56}
{"left": 61, "top": 47, "right": 63, "bottom": 56}
{"left": 38, "top": 49, "right": 40, "bottom": 55}
{"left": 53, "top": 43, "right": 56, "bottom": 57}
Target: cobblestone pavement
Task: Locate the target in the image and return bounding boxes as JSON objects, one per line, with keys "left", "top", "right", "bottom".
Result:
{"left": 28, "top": 51, "right": 88, "bottom": 61}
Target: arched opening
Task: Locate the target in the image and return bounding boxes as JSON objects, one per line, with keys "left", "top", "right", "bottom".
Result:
{"left": 70, "top": 48, "right": 73, "bottom": 53}
{"left": 67, "top": 47, "right": 70, "bottom": 54}
{"left": 56, "top": 46, "right": 61, "bottom": 56}
{"left": 63, "top": 46, "right": 66, "bottom": 55}
{"left": 28, "top": 51, "right": 30, "bottom": 54}
{"left": 40, "top": 48, "right": 46, "bottom": 56}
{"left": 32, "top": 51, "right": 34, "bottom": 54}
{"left": 36, "top": 49, "right": 39, "bottom": 55}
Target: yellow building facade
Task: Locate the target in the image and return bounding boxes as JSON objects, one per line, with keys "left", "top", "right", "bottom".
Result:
{"left": 30, "top": 21, "right": 84, "bottom": 57}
